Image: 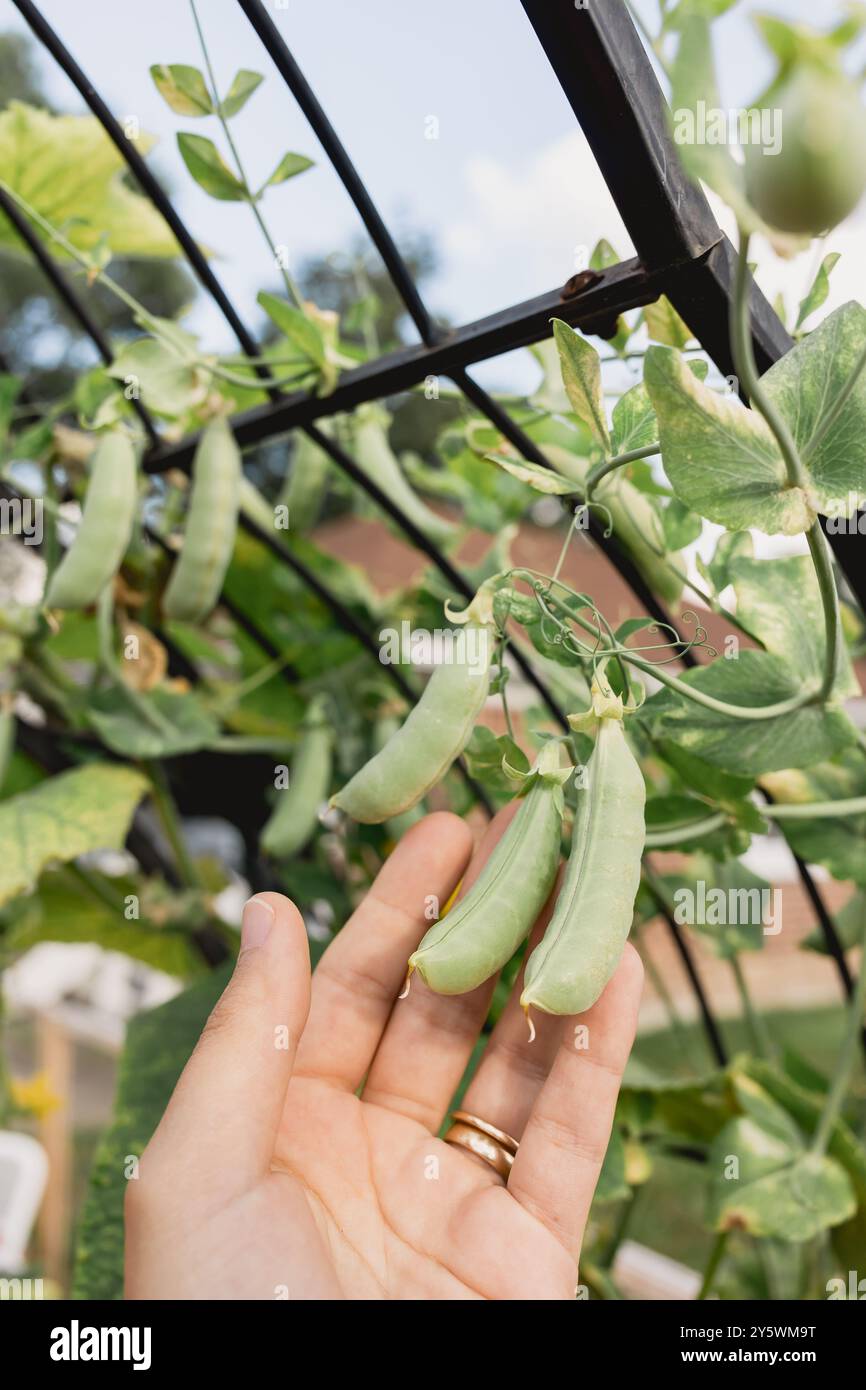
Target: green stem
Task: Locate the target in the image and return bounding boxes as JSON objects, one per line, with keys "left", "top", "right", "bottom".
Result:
{"left": 512, "top": 568, "right": 819, "bottom": 722}
{"left": 698, "top": 1229, "right": 729, "bottom": 1300}
{"left": 643, "top": 813, "right": 727, "bottom": 848}
{"left": 730, "top": 953, "right": 772, "bottom": 1059}
{"left": 806, "top": 524, "right": 842, "bottom": 701}
{"left": 810, "top": 898, "right": 866, "bottom": 1157}
{"left": 67, "top": 860, "right": 128, "bottom": 916}
{"left": 732, "top": 226, "right": 841, "bottom": 703}
{"left": 145, "top": 760, "right": 203, "bottom": 890}
{"left": 586, "top": 442, "right": 660, "bottom": 496}
{"left": 496, "top": 636, "right": 515, "bottom": 743}
{"left": 766, "top": 796, "right": 866, "bottom": 820}
{"left": 601, "top": 1186, "right": 641, "bottom": 1269}
{"left": 190, "top": 0, "right": 304, "bottom": 311}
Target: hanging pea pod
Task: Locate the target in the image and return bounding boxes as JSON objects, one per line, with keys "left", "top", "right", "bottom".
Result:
{"left": 373, "top": 713, "right": 428, "bottom": 842}
{"left": 279, "top": 426, "right": 333, "bottom": 532}
{"left": 260, "top": 695, "right": 333, "bottom": 859}
{"left": 353, "top": 404, "right": 456, "bottom": 545}
{"left": 521, "top": 682, "right": 646, "bottom": 1022}
{"left": 45, "top": 431, "right": 138, "bottom": 610}
{"left": 332, "top": 609, "right": 495, "bottom": 824}
{"left": 408, "top": 741, "right": 567, "bottom": 995}
{"left": 163, "top": 417, "right": 241, "bottom": 624}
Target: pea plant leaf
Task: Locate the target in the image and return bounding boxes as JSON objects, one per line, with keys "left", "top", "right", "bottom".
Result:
{"left": 645, "top": 346, "right": 815, "bottom": 534}
{"left": 699, "top": 529, "right": 753, "bottom": 598}
{"left": 661, "top": 496, "right": 702, "bottom": 551}
{"left": 708, "top": 1116, "right": 855, "bottom": 1241}
{"left": 659, "top": 741, "right": 756, "bottom": 803}
{"left": 150, "top": 63, "right": 214, "bottom": 116}
{"left": 4, "top": 866, "right": 204, "bottom": 977}
{"left": 761, "top": 756, "right": 866, "bottom": 888}
{"left": 644, "top": 295, "right": 692, "bottom": 348}
{"left": 85, "top": 686, "right": 221, "bottom": 759}
{"left": 552, "top": 319, "right": 610, "bottom": 454}
{"left": 528, "top": 338, "right": 573, "bottom": 415}
{"left": 795, "top": 253, "right": 841, "bottom": 331}
{"left": 486, "top": 452, "right": 577, "bottom": 496}
{"left": 257, "top": 291, "right": 326, "bottom": 368}
{"left": 805, "top": 891, "right": 866, "bottom": 954}
{"left": 761, "top": 301, "right": 866, "bottom": 519}
{"left": 0, "top": 102, "right": 180, "bottom": 258}
{"left": 256, "top": 151, "right": 314, "bottom": 197}
{"left": 220, "top": 69, "right": 264, "bottom": 118}
{"left": 640, "top": 650, "right": 858, "bottom": 775}
{"left": 107, "top": 330, "right": 208, "bottom": 419}
{"left": 0, "top": 763, "right": 148, "bottom": 908}
{"left": 610, "top": 381, "right": 658, "bottom": 454}
{"left": 730, "top": 553, "right": 860, "bottom": 699}
{"left": 176, "top": 132, "right": 247, "bottom": 201}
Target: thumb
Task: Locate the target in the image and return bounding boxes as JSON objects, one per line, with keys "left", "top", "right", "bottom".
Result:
{"left": 145, "top": 893, "right": 311, "bottom": 1200}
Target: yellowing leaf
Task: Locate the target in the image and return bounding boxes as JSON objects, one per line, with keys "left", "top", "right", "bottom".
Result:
{"left": 0, "top": 764, "right": 149, "bottom": 907}
{"left": 0, "top": 102, "right": 180, "bottom": 259}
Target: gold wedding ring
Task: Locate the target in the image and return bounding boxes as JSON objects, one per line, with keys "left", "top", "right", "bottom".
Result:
{"left": 444, "top": 1110, "right": 519, "bottom": 1181}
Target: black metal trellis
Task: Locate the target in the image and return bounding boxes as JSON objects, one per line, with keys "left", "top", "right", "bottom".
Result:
{"left": 4, "top": 0, "right": 862, "bottom": 1053}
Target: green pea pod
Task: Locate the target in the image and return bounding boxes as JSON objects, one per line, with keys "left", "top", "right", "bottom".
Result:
{"left": 163, "top": 418, "right": 241, "bottom": 624}
{"left": 331, "top": 620, "right": 493, "bottom": 823}
{"left": 260, "top": 696, "right": 333, "bottom": 858}
{"left": 280, "top": 427, "right": 332, "bottom": 532}
{"left": 45, "top": 431, "right": 137, "bottom": 610}
{"left": 521, "top": 698, "right": 645, "bottom": 1021}
{"left": 408, "top": 741, "right": 566, "bottom": 995}
{"left": 354, "top": 404, "right": 456, "bottom": 546}
{"left": 374, "top": 714, "right": 428, "bottom": 841}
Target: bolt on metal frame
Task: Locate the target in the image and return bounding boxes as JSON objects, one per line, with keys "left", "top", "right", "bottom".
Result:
{"left": 6, "top": 0, "right": 866, "bottom": 1060}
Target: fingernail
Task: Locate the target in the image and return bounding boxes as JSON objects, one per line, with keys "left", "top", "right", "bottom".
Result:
{"left": 241, "top": 896, "right": 274, "bottom": 951}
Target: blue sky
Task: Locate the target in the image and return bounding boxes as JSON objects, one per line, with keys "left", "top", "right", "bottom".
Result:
{"left": 1, "top": 0, "right": 864, "bottom": 394}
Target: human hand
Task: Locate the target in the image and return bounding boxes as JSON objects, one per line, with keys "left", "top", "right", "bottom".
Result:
{"left": 124, "top": 809, "right": 643, "bottom": 1300}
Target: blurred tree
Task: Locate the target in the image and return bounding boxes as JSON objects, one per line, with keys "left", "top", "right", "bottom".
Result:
{"left": 0, "top": 31, "right": 195, "bottom": 400}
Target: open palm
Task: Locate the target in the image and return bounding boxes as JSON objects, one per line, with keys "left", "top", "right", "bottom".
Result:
{"left": 125, "top": 811, "right": 642, "bottom": 1301}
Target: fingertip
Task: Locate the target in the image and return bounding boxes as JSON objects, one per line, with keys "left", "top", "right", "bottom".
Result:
{"left": 405, "top": 809, "right": 475, "bottom": 854}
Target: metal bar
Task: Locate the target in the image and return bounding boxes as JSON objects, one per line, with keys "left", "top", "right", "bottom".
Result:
{"left": 520, "top": 0, "right": 721, "bottom": 268}
{"left": 144, "top": 260, "right": 666, "bottom": 472}
{"left": 0, "top": 185, "right": 159, "bottom": 445}
{"left": 236, "top": 0, "right": 437, "bottom": 346}
{"left": 662, "top": 912, "right": 728, "bottom": 1068}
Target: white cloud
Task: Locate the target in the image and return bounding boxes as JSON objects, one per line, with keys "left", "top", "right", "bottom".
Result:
{"left": 440, "top": 132, "right": 635, "bottom": 315}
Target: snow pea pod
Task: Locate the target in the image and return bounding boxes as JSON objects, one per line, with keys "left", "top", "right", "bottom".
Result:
{"left": 331, "top": 620, "right": 493, "bottom": 823}
{"left": 354, "top": 404, "right": 456, "bottom": 546}
{"left": 46, "top": 431, "right": 137, "bottom": 610}
{"left": 260, "top": 696, "right": 333, "bottom": 859}
{"left": 163, "top": 417, "right": 241, "bottom": 624}
{"left": 408, "top": 741, "right": 566, "bottom": 994}
{"left": 280, "top": 426, "right": 332, "bottom": 532}
{"left": 521, "top": 699, "right": 645, "bottom": 1020}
